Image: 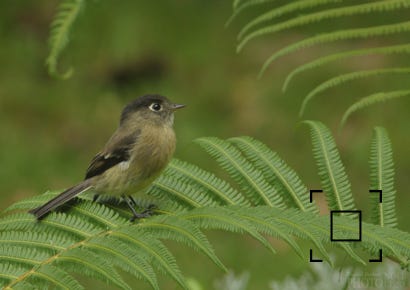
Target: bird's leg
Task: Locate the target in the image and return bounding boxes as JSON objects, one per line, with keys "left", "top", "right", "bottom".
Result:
{"left": 122, "top": 195, "right": 155, "bottom": 222}
{"left": 128, "top": 195, "right": 137, "bottom": 207}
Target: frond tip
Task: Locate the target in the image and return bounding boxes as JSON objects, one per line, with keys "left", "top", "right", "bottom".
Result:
{"left": 46, "top": 0, "right": 84, "bottom": 79}
{"left": 340, "top": 90, "right": 410, "bottom": 128}
{"left": 300, "top": 68, "right": 410, "bottom": 117}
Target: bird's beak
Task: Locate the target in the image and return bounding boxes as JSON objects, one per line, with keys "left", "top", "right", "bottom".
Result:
{"left": 172, "top": 103, "right": 186, "bottom": 111}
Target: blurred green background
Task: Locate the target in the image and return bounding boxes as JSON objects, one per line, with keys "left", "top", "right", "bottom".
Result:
{"left": 1, "top": 1, "right": 409, "bottom": 289}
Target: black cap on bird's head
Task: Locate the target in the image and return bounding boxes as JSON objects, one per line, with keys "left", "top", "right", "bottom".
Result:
{"left": 120, "top": 94, "right": 185, "bottom": 126}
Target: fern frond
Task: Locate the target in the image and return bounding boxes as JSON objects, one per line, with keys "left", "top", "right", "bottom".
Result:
{"left": 229, "top": 136, "right": 318, "bottom": 213}
{"left": 238, "top": 0, "right": 410, "bottom": 52}
{"left": 84, "top": 236, "right": 159, "bottom": 290}
{"left": 56, "top": 248, "right": 131, "bottom": 290}
{"left": 149, "top": 174, "right": 217, "bottom": 209}
{"left": 179, "top": 206, "right": 277, "bottom": 255}
{"left": 300, "top": 68, "right": 410, "bottom": 117}
{"left": 4, "top": 191, "right": 61, "bottom": 212}
{"left": 139, "top": 215, "right": 227, "bottom": 272}
{"left": 0, "top": 231, "right": 72, "bottom": 251}
{"left": 0, "top": 264, "right": 28, "bottom": 288}
{"left": 1, "top": 263, "right": 82, "bottom": 290}
{"left": 238, "top": 0, "right": 341, "bottom": 40}
{"left": 25, "top": 265, "right": 82, "bottom": 290}
{"left": 111, "top": 227, "right": 188, "bottom": 290}
{"left": 1, "top": 131, "right": 409, "bottom": 288}
{"left": 0, "top": 246, "right": 50, "bottom": 266}
{"left": 259, "top": 20, "right": 410, "bottom": 77}
{"left": 330, "top": 215, "right": 409, "bottom": 266}
{"left": 369, "top": 127, "right": 397, "bottom": 228}
{"left": 166, "top": 159, "right": 249, "bottom": 206}
{"left": 196, "top": 137, "right": 285, "bottom": 208}
{"left": 226, "top": 0, "right": 277, "bottom": 27}
{"left": 318, "top": 214, "right": 409, "bottom": 266}
{"left": 31, "top": 265, "right": 83, "bottom": 290}
{"left": 238, "top": 208, "right": 305, "bottom": 260}
{"left": 341, "top": 90, "right": 410, "bottom": 127}
{"left": 46, "top": 0, "right": 84, "bottom": 79}
{"left": 302, "top": 121, "right": 356, "bottom": 217}
{"left": 283, "top": 44, "right": 410, "bottom": 92}
{"left": 0, "top": 203, "right": 188, "bottom": 289}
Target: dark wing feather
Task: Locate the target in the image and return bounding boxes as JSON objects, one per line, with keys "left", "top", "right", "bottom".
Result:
{"left": 85, "top": 129, "right": 140, "bottom": 179}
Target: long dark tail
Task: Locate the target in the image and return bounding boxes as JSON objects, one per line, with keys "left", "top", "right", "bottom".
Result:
{"left": 29, "top": 181, "right": 92, "bottom": 220}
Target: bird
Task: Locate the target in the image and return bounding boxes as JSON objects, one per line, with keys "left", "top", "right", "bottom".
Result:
{"left": 29, "top": 94, "right": 185, "bottom": 221}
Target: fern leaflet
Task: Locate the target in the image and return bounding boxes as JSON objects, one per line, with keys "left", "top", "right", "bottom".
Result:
{"left": 369, "top": 127, "right": 398, "bottom": 228}
{"left": 341, "top": 90, "right": 410, "bottom": 127}
{"left": 302, "top": 121, "right": 356, "bottom": 217}
{"left": 46, "top": 0, "right": 84, "bottom": 79}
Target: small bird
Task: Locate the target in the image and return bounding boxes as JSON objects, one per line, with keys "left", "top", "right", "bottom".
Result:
{"left": 29, "top": 94, "right": 185, "bottom": 220}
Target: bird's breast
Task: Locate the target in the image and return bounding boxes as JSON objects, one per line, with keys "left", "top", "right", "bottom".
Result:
{"left": 95, "top": 125, "right": 176, "bottom": 195}
{"left": 134, "top": 125, "right": 175, "bottom": 169}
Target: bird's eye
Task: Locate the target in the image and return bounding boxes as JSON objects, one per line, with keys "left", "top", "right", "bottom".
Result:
{"left": 149, "top": 103, "right": 162, "bottom": 112}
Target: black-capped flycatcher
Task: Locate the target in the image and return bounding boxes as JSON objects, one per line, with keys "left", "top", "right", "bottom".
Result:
{"left": 29, "top": 94, "right": 185, "bottom": 221}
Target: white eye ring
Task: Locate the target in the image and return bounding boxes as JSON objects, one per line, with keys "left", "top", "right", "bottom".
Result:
{"left": 149, "top": 103, "right": 162, "bottom": 112}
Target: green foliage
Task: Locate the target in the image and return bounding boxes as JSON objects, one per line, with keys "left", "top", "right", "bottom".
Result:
{"left": 369, "top": 127, "right": 397, "bottom": 228}
{"left": 300, "top": 68, "right": 410, "bottom": 117}
{"left": 283, "top": 44, "right": 410, "bottom": 92}
{"left": 229, "top": 0, "right": 410, "bottom": 124}
{"left": 1, "top": 126, "right": 409, "bottom": 289}
{"left": 340, "top": 90, "right": 410, "bottom": 127}
{"left": 46, "top": 0, "right": 84, "bottom": 79}
{"left": 302, "top": 121, "right": 356, "bottom": 217}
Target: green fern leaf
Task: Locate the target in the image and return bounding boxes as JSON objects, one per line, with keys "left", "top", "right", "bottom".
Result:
{"left": 196, "top": 137, "right": 286, "bottom": 208}
{"left": 31, "top": 265, "right": 83, "bottom": 290}
{"left": 341, "top": 90, "right": 410, "bottom": 127}
{"left": 111, "top": 227, "right": 189, "bottom": 290}
{"left": 238, "top": 207, "right": 308, "bottom": 261}
{"left": 84, "top": 236, "right": 159, "bottom": 290}
{"left": 9, "top": 280, "right": 38, "bottom": 290}
{"left": 46, "top": 0, "right": 84, "bottom": 79}
{"left": 369, "top": 127, "right": 398, "bottom": 228}
{"left": 259, "top": 20, "right": 410, "bottom": 77}
{"left": 179, "top": 206, "right": 277, "bottom": 255}
{"left": 238, "top": 0, "right": 341, "bottom": 40}
{"left": 0, "top": 264, "right": 28, "bottom": 288}
{"left": 283, "top": 44, "right": 410, "bottom": 92}
{"left": 229, "top": 136, "right": 318, "bottom": 213}
{"left": 226, "top": 0, "right": 277, "bottom": 27}
{"left": 56, "top": 248, "right": 130, "bottom": 290}
{"left": 0, "top": 231, "right": 72, "bottom": 252}
{"left": 300, "top": 68, "right": 410, "bottom": 117}
{"left": 330, "top": 215, "right": 408, "bottom": 266}
{"left": 1, "top": 131, "right": 409, "bottom": 288}
{"left": 165, "top": 159, "right": 249, "bottom": 206}
{"left": 149, "top": 174, "right": 218, "bottom": 208}
{"left": 0, "top": 246, "right": 51, "bottom": 266}
{"left": 302, "top": 121, "right": 356, "bottom": 217}
{"left": 238, "top": 0, "right": 410, "bottom": 52}
{"left": 139, "top": 215, "right": 227, "bottom": 272}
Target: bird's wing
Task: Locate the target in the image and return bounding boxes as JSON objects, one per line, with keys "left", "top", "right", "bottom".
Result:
{"left": 85, "top": 129, "right": 140, "bottom": 179}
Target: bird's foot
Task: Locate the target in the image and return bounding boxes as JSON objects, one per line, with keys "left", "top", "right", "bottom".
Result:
{"left": 129, "top": 204, "right": 157, "bottom": 222}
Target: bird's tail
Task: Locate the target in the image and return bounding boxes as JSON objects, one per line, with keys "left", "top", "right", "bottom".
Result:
{"left": 29, "top": 180, "right": 92, "bottom": 220}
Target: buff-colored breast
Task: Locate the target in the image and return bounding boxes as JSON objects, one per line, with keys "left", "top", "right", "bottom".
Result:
{"left": 95, "top": 124, "right": 176, "bottom": 196}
